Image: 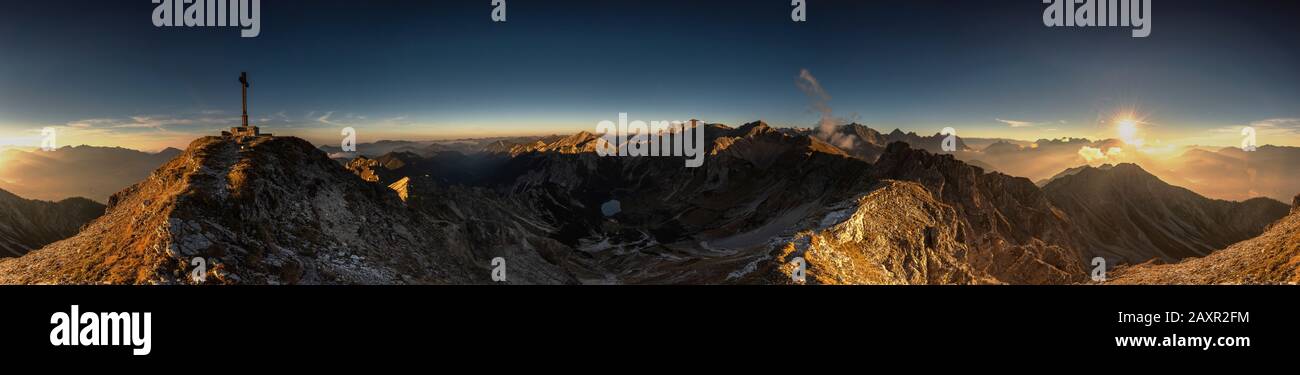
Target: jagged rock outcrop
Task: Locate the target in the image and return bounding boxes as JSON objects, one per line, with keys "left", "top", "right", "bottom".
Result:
{"left": 388, "top": 177, "right": 411, "bottom": 201}
{"left": 869, "top": 142, "right": 1085, "bottom": 284}
{"left": 1043, "top": 163, "right": 1289, "bottom": 264}
{"left": 748, "top": 181, "right": 998, "bottom": 284}
{"left": 509, "top": 131, "right": 602, "bottom": 156}
{"left": 0, "top": 136, "right": 582, "bottom": 285}
{"left": 0, "top": 189, "right": 104, "bottom": 258}
{"left": 1109, "top": 194, "right": 1300, "bottom": 284}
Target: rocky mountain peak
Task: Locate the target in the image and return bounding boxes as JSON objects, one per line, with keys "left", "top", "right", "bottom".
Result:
{"left": 508, "top": 131, "right": 601, "bottom": 156}
{"left": 871, "top": 140, "right": 1085, "bottom": 283}
{"left": 1043, "top": 161, "right": 1290, "bottom": 263}
{"left": 1106, "top": 162, "right": 1149, "bottom": 175}
{"left": 1046, "top": 163, "right": 1161, "bottom": 191}
{"left": 0, "top": 136, "right": 504, "bottom": 284}
{"left": 734, "top": 120, "right": 773, "bottom": 136}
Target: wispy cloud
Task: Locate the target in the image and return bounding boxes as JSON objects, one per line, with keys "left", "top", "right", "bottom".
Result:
{"left": 60, "top": 115, "right": 231, "bottom": 132}
{"left": 33, "top": 110, "right": 421, "bottom": 148}
{"left": 796, "top": 68, "right": 858, "bottom": 149}
{"left": 1210, "top": 118, "right": 1300, "bottom": 133}
{"left": 1177, "top": 118, "right": 1300, "bottom": 147}
{"left": 1246, "top": 118, "right": 1300, "bottom": 134}
{"left": 65, "top": 118, "right": 120, "bottom": 129}
{"left": 996, "top": 118, "right": 1040, "bottom": 128}
{"left": 315, "top": 111, "right": 337, "bottom": 125}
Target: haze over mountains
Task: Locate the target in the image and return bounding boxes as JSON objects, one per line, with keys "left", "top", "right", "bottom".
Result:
{"left": 955, "top": 137, "right": 1300, "bottom": 203}
{"left": 10, "top": 122, "right": 1297, "bottom": 205}
{"left": 3, "top": 121, "right": 1295, "bottom": 284}
{"left": 0, "top": 145, "right": 181, "bottom": 203}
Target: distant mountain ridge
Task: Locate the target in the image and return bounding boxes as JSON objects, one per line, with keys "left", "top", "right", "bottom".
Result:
{"left": 0, "top": 145, "right": 180, "bottom": 202}
{"left": 780, "top": 123, "right": 971, "bottom": 161}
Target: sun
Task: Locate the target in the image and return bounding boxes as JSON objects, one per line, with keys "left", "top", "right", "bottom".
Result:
{"left": 1112, "top": 113, "right": 1146, "bottom": 147}
{"left": 1117, "top": 119, "right": 1139, "bottom": 142}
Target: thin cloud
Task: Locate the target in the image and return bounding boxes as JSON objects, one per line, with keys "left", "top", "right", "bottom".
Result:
{"left": 795, "top": 68, "right": 857, "bottom": 149}
{"left": 1249, "top": 118, "right": 1300, "bottom": 133}
{"left": 65, "top": 118, "right": 119, "bottom": 129}
{"left": 39, "top": 111, "right": 431, "bottom": 149}
{"left": 316, "top": 111, "right": 337, "bottom": 125}
{"left": 996, "top": 118, "right": 1039, "bottom": 128}
{"left": 1210, "top": 118, "right": 1300, "bottom": 135}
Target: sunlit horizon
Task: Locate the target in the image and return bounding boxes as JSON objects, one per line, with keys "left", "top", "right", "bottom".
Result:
{"left": 3, "top": 114, "right": 1299, "bottom": 154}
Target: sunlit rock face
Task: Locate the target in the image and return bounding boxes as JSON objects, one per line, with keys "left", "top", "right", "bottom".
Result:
{"left": 0, "top": 136, "right": 582, "bottom": 285}
{"left": 868, "top": 142, "right": 1087, "bottom": 284}
{"left": 752, "top": 180, "right": 997, "bottom": 285}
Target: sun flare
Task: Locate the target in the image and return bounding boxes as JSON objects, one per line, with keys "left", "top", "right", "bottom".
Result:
{"left": 1117, "top": 118, "right": 1141, "bottom": 145}
{"left": 1109, "top": 108, "right": 1150, "bottom": 148}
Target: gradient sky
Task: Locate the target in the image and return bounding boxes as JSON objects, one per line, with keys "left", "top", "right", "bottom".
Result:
{"left": 2, "top": 0, "right": 1298, "bottom": 151}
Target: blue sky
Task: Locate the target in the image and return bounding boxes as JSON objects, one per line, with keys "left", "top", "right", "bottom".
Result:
{"left": 1, "top": 0, "right": 1298, "bottom": 151}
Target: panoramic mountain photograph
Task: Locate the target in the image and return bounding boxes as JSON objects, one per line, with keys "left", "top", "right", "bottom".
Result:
{"left": 1, "top": 0, "right": 1297, "bottom": 287}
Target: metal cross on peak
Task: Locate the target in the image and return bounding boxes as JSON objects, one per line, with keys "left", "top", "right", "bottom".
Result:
{"left": 239, "top": 72, "right": 250, "bottom": 127}
{"left": 222, "top": 71, "right": 271, "bottom": 140}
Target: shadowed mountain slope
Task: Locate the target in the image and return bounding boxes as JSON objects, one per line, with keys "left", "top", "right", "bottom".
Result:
{"left": 1042, "top": 163, "right": 1289, "bottom": 264}
{"left": 0, "top": 188, "right": 104, "bottom": 258}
